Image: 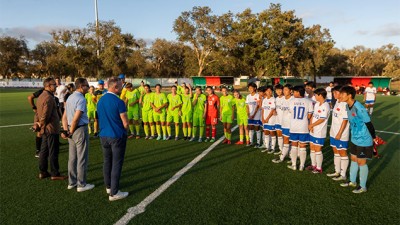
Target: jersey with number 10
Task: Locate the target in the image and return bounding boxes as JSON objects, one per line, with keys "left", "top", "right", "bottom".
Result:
{"left": 289, "top": 97, "right": 314, "bottom": 134}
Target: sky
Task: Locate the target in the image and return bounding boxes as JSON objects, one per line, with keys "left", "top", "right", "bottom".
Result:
{"left": 1, "top": 0, "right": 399, "bottom": 49}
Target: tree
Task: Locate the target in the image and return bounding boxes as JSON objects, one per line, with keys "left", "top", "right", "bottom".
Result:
{"left": 0, "top": 36, "right": 29, "bottom": 77}
{"left": 173, "top": 6, "right": 233, "bottom": 76}
{"left": 302, "top": 25, "right": 335, "bottom": 82}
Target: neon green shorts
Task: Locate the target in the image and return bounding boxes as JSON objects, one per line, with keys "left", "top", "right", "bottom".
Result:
{"left": 181, "top": 111, "right": 193, "bottom": 123}
{"left": 87, "top": 110, "right": 96, "bottom": 119}
{"left": 127, "top": 109, "right": 140, "bottom": 120}
{"left": 153, "top": 111, "right": 166, "bottom": 122}
{"left": 221, "top": 114, "right": 233, "bottom": 124}
{"left": 167, "top": 112, "right": 180, "bottom": 123}
{"left": 142, "top": 110, "right": 153, "bottom": 123}
{"left": 237, "top": 115, "right": 248, "bottom": 126}
{"left": 193, "top": 112, "right": 205, "bottom": 127}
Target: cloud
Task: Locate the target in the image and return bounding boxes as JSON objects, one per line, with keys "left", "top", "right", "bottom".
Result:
{"left": 373, "top": 23, "right": 400, "bottom": 37}
{"left": 356, "top": 30, "right": 369, "bottom": 35}
{"left": 0, "top": 25, "right": 78, "bottom": 43}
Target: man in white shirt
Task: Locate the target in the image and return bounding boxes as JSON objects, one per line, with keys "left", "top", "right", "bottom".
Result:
{"left": 363, "top": 82, "right": 376, "bottom": 116}
{"left": 55, "top": 77, "right": 67, "bottom": 115}
{"left": 326, "top": 82, "right": 334, "bottom": 108}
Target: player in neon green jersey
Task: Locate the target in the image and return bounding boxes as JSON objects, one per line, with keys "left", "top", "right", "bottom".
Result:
{"left": 181, "top": 85, "right": 193, "bottom": 140}
{"left": 190, "top": 86, "right": 207, "bottom": 142}
{"left": 140, "top": 84, "right": 155, "bottom": 139}
{"left": 125, "top": 83, "right": 141, "bottom": 139}
{"left": 85, "top": 86, "right": 97, "bottom": 135}
{"left": 220, "top": 87, "right": 235, "bottom": 144}
{"left": 166, "top": 86, "right": 183, "bottom": 140}
{"left": 151, "top": 84, "right": 169, "bottom": 141}
{"left": 138, "top": 80, "right": 146, "bottom": 95}
{"left": 233, "top": 90, "right": 249, "bottom": 145}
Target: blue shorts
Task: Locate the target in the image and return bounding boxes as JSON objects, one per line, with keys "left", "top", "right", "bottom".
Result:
{"left": 365, "top": 100, "right": 375, "bottom": 105}
{"left": 275, "top": 124, "right": 282, "bottom": 130}
{"left": 289, "top": 133, "right": 309, "bottom": 143}
{"left": 248, "top": 119, "right": 262, "bottom": 126}
{"left": 330, "top": 137, "right": 349, "bottom": 150}
{"left": 263, "top": 124, "right": 276, "bottom": 131}
{"left": 282, "top": 128, "right": 290, "bottom": 137}
{"left": 326, "top": 99, "right": 332, "bottom": 103}
{"left": 310, "top": 135, "right": 325, "bottom": 146}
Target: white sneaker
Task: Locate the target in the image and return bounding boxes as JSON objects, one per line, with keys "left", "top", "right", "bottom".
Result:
{"left": 261, "top": 148, "right": 269, "bottom": 153}
{"left": 340, "top": 182, "right": 357, "bottom": 187}
{"left": 299, "top": 166, "right": 304, "bottom": 171}
{"left": 67, "top": 184, "right": 77, "bottom": 190}
{"left": 352, "top": 187, "right": 367, "bottom": 194}
{"left": 274, "top": 150, "right": 282, "bottom": 155}
{"left": 109, "top": 190, "right": 129, "bottom": 201}
{"left": 272, "top": 159, "right": 283, "bottom": 163}
{"left": 327, "top": 172, "right": 340, "bottom": 177}
{"left": 77, "top": 184, "right": 95, "bottom": 192}
{"left": 332, "top": 176, "right": 346, "bottom": 181}
{"left": 287, "top": 165, "right": 296, "bottom": 170}
{"left": 106, "top": 188, "right": 111, "bottom": 194}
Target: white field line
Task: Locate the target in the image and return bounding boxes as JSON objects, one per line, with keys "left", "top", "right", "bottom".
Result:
{"left": 114, "top": 125, "right": 239, "bottom": 225}
{"left": 1, "top": 123, "right": 398, "bottom": 135}
{"left": 0, "top": 123, "right": 32, "bottom": 128}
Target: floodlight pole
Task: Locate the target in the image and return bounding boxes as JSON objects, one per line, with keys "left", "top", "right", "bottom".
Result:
{"left": 95, "top": 0, "right": 100, "bottom": 77}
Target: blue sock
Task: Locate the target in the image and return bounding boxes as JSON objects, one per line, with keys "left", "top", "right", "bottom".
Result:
{"left": 350, "top": 161, "right": 359, "bottom": 183}
{"left": 359, "top": 165, "right": 369, "bottom": 189}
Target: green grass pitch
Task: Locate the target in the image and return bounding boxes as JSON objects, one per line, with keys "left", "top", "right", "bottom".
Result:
{"left": 0, "top": 88, "right": 399, "bottom": 224}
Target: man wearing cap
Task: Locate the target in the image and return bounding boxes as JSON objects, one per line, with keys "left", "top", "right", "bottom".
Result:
{"left": 94, "top": 80, "right": 108, "bottom": 137}
{"left": 119, "top": 74, "right": 128, "bottom": 101}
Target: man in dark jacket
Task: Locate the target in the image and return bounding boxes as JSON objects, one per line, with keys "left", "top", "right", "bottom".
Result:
{"left": 36, "top": 78, "right": 67, "bottom": 180}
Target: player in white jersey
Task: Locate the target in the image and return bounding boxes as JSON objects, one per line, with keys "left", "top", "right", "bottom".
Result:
{"left": 246, "top": 82, "right": 262, "bottom": 147}
{"left": 305, "top": 81, "right": 317, "bottom": 105}
{"left": 261, "top": 86, "right": 277, "bottom": 154}
{"left": 363, "top": 82, "right": 376, "bottom": 116}
{"left": 272, "top": 84, "right": 293, "bottom": 164}
{"left": 255, "top": 86, "right": 266, "bottom": 148}
{"left": 274, "top": 84, "right": 284, "bottom": 155}
{"left": 326, "top": 82, "right": 334, "bottom": 108}
{"left": 307, "top": 88, "right": 331, "bottom": 174}
{"left": 287, "top": 85, "right": 314, "bottom": 171}
{"left": 327, "top": 85, "right": 350, "bottom": 181}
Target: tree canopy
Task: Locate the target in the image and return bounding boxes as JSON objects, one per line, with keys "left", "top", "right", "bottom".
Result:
{"left": 0, "top": 4, "right": 398, "bottom": 79}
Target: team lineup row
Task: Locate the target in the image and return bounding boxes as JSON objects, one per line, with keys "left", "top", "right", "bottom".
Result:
{"left": 84, "top": 80, "right": 377, "bottom": 194}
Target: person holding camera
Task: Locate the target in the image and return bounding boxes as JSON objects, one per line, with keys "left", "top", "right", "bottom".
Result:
{"left": 61, "top": 78, "right": 94, "bottom": 192}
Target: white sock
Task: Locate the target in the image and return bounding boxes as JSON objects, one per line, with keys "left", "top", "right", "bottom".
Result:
{"left": 280, "top": 144, "right": 290, "bottom": 161}
{"left": 249, "top": 130, "right": 254, "bottom": 143}
{"left": 340, "top": 156, "right": 349, "bottom": 178}
{"left": 316, "top": 151, "right": 323, "bottom": 170}
{"left": 310, "top": 150, "right": 316, "bottom": 167}
{"left": 290, "top": 146, "right": 298, "bottom": 166}
{"left": 256, "top": 130, "right": 261, "bottom": 145}
{"left": 299, "top": 148, "right": 307, "bottom": 168}
{"left": 271, "top": 136, "right": 276, "bottom": 151}
{"left": 369, "top": 107, "right": 374, "bottom": 115}
{"left": 264, "top": 135, "right": 270, "bottom": 149}
{"left": 288, "top": 145, "right": 292, "bottom": 159}
{"left": 277, "top": 136, "right": 283, "bottom": 151}
{"left": 334, "top": 154, "right": 341, "bottom": 174}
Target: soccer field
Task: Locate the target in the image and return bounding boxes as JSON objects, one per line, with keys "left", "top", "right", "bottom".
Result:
{"left": 0, "top": 88, "right": 399, "bottom": 225}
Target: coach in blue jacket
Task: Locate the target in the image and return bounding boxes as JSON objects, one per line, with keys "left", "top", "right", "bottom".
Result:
{"left": 97, "top": 77, "right": 129, "bottom": 201}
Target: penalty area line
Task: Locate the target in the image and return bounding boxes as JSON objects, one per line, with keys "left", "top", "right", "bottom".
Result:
{"left": 0, "top": 123, "right": 32, "bottom": 128}
{"left": 114, "top": 125, "right": 239, "bottom": 225}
